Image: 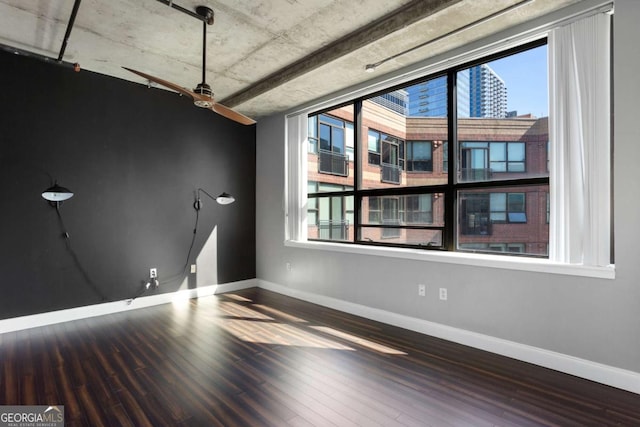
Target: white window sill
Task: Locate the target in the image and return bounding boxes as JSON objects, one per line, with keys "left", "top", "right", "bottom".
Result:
{"left": 284, "top": 240, "right": 615, "bottom": 279}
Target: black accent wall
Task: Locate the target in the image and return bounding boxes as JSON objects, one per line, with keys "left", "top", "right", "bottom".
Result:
{"left": 0, "top": 50, "right": 256, "bottom": 319}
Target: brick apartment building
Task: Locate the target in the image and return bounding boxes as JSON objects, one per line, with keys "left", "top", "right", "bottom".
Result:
{"left": 307, "top": 100, "right": 549, "bottom": 256}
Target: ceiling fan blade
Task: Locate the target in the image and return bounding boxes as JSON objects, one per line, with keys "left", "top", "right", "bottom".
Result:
{"left": 211, "top": 102, "right": 256, "bottom": 125}
{"left": 123, "top": 66, "right": 255, "bottom": 125}
{"left": 122, "top": 67, "right": 196, "bottom": 99}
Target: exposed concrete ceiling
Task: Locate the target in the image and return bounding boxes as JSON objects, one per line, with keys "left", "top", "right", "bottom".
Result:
{"left": 0, "top": 0, "right": 582, "bottom": 121}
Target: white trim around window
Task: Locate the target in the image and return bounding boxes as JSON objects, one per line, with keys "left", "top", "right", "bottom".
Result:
{"left": 285, "top": 239, "right": 614, "bottom": 279}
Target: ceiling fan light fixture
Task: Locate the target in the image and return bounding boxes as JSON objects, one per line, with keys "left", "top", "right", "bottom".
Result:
{"left": 193, "top": 82, "right": 214, "bottom": 108}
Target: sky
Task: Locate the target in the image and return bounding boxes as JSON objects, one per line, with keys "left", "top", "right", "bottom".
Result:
{"left": 487, "top": 44, "right": 548, "bottom": 118}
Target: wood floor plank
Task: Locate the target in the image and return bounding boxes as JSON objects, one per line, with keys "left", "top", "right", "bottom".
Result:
{"left": 1, "top": 287, "right": 639, "bottom": 426}
{"left": 76, "top": 384, "right": 109, "bottom": 427}
{"left": 1, "top": 332, "right": 18, "bottom": 404}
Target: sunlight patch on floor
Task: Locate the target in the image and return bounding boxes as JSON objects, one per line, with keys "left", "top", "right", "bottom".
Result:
{"left": 211, "top": 299, "right": 406, "bottom": 354}
{"left": 310, "top": 326, "right": 407, "bottom": 355}
{"left": 219, "top": 319, "right": 355, "bottom": 350}
{"left": 224, "top": 294, "right": 253, "bottom": 303}
{"left": 252, "top": 304, "right": 308, "bottom": 323}
{"left": 218, "top": 301, "right": 274, "bottom": 320}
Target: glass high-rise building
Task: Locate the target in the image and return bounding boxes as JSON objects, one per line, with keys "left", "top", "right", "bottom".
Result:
{"left": 405, "top": 65, "right": 506, "bottom": 118}
{"left": 369, "top": 90, "right": 408, "bottom": 115}
{"left": 469, "top": 64, "right": 507, "bottom": 118}
{"left": 405, "top": 76, "right": 451, "bottom": 117}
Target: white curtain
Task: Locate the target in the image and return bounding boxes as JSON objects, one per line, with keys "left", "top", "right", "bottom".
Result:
{"left": 548, "top": 12, "right": 611, "bottom": 266}
{"left": 285, "top": 113, "right": 308, "bottom": 241}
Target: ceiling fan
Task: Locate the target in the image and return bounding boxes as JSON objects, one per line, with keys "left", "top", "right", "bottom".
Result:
{"left": 123, "top": 6, "right": 255, "bottom": 125}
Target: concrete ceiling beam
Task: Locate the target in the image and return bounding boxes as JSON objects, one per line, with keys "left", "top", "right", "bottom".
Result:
{"left": 220, "top": 0, "right": 463, "bottom": 108}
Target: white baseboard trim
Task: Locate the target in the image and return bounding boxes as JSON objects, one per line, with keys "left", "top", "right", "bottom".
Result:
{"left": 0, "top": 278, "right": 258, "bottom": 334}
{"left": 257, "top": 279, "right": 640, "bottom": 395}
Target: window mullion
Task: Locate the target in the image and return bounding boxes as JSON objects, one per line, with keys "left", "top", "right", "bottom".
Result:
{"left": 445, "top": 69, "right": 457, "bottom": 251}
{"left": 354, "top": 100, "right": 362, "bottom": 243}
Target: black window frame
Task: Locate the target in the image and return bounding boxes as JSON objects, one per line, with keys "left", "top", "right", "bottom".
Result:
{"left": 306, "top": 39, "right": 549, "bottom": 257}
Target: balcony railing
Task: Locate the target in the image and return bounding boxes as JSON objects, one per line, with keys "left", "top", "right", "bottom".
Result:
{"left": 381, "top": 162, "right": 401, "bottom": 184}
{"left": 460, "top": 168, "right": 493, "bottom": 181}
{"left": 319, "top": 149, "right": 349, "bottom": 176}
{"left": 318, "top": 220, "right": 349, "bottom": 240}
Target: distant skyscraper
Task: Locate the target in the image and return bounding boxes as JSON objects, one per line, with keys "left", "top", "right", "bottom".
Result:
{"left": 405, "top": 65, "right": 506, "bottom": 118}
{"left": 405, "top": 76, "right": 449, "bottom": 117}
{"left": 457, "top": 69, "right": 470, "bottom": 118}
{"left": 469, "top": 64, "right": 507, "bottom": 118}
{"left": 404, "top": 73, "right": 472, "bottom": 118}
{"left": 370, "top": 90, "right": 408, "bottom": 115}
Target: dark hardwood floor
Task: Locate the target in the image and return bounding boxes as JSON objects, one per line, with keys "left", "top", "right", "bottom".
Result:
{"left": 1, "top": 287, "right": 639, "bottom": 426}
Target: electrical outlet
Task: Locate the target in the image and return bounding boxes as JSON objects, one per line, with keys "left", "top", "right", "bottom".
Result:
{"left": 150, "top": 268, "right": 157, "bottom": 279}
{"left": 190, "top": 264, "right": 197, "bottom": 274}
{"left": 439, "top": 287, "right": 448, "bottom": 301}
{"left": 286, "top": 262, "right": 292, "bottom": 271}
{"left": 418, "top": 284, "right": 426, "bottom": 297}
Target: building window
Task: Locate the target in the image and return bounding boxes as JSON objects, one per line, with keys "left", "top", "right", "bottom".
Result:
{"left": 460, "top": 141, "right": 526, "bottom": 180}
{"left": 442, "top": 142, "right": 449, "bottom": 173}
{"left": 308, "top": 115, "right": 318, "bottom": 153}
{"left": 368, "top": 197, "right": 381, "bottom": 223}
{"left": 489, "top": 142, "right": 526, "bottom": 172}
{"left": 405, "top": 194, "right": 434, "bottom": 223}
{"left": 369, "top": 130, "right": 404, "bottom": 169}
{"left": 406, "top": 141, "right": 433, "bottom": 172}
{"left": 459, "top": 193, "right": 491, "bottom": 236}
{"left": 308, "top": 182, "right": 354, "bottom": 242}
{"left": 368, "top": 129, "right": 405, "bottom": 184}
{"left": 310, "top": 114, "right": 353, "bottom": 176}
{"left": 319, "top": 114, "right": 344, "bottom": 153}
{"left": 382, "top": 197, "right": 401, "bottom": 238}
{"left": 368, "top": 130, "right": 381, "bottom": 165}
{"left": 460, "top": 142, "right": 491, "bottom": 181}
{"left": 490, "top": 193, "right": 527, "bottom": 223}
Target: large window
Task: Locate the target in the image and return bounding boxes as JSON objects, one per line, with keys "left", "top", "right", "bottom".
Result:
{"left": 299, "top": 11, "right": 611, "bottom": 267}
{"left": 306, "top": 43, "right": 549, "bottom": 257}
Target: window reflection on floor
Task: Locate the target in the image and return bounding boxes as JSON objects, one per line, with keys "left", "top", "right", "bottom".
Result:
{"left": 215, "top": 294, "right": 407, "bottom": 355}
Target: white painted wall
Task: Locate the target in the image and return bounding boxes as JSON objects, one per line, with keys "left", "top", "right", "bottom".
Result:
{"left": 256, "top": 0, "right": 640, "bottom": 390}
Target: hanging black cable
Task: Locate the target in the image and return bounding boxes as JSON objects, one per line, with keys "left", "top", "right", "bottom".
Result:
{"left": 54, "top": 203, "right": 107, "bottom": 302}
{"left": 126, "top": 188, "right": 233, "bottom": 303}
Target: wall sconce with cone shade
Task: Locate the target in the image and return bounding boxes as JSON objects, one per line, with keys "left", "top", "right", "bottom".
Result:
{"left": 42, "top": 182, "right": 74, "bottom": 207}
{"left": 193, "top": 188, "right": 235, "bottom": 210}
